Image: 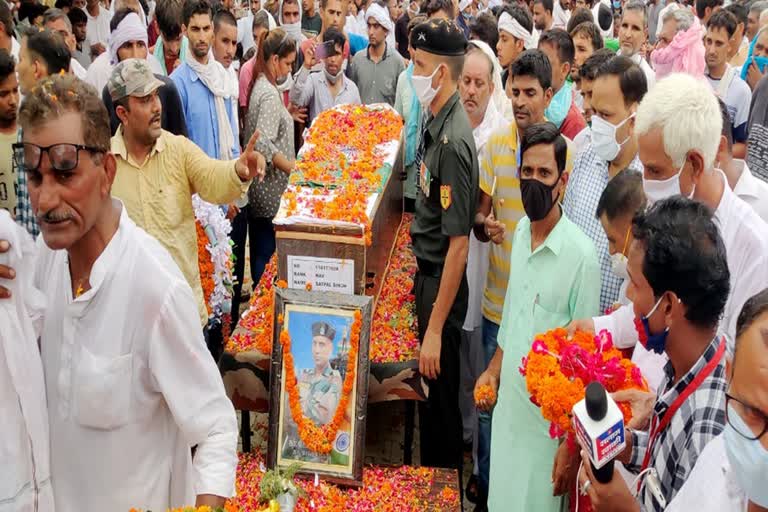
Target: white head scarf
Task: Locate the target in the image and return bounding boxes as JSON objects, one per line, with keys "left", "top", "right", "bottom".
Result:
{"left": 108, "top": 12, "right": 148, "bottom": 65}
{"left": 365, "top": 2, "right": 394, "bottom": 33}
{"left": 279, "top": 0, "right": 304, "bottom": 40}
{"left": 498, "top": 11, "right": 534, "bottom": 49}
{"left": 468, "top": 39, "right": 513, "bottom": 121}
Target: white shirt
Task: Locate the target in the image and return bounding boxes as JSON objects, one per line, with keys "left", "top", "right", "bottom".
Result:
{"left": 463, "top": 101, "right": 507, "bottom": 331}
{"left": 553, "top": 0, "right": 570, "bottom": 29}
{"left": 83, "top": 5, "right": 112, "bottom": 50}
{"left": 707, "top": 68, "right": 752, "bottom": 136}
{"left": 0, "top": 211, "right": 53, "bottom": 512}
{"left": 10, "top": 36, "right": 19, "bottom": 63}
{"left": 665, "top": 435, "right": 748, "bottom": 512}
{"left": 573, "top": 126, "right": 591, "bottom": 155}
{"left": 595, "top": 170, "right": 768, "bottom": 359}
{"left": 37, "top": 204, "right": 238, "bottom": 511}
{"left": 734, "top": 160, "right": 768, "bottom": 222}
{"left": 619, "top": 50, "right": 656, "bottom": 90}
{"left": 70, "top": 58, "right": 87, "bottom": 79}
{"left": 85, "top": 51, "right": 164, "bottom": 97}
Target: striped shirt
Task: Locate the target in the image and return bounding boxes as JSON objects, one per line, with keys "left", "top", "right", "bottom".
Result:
{"left": 627, "top": 336, "right": 727, "bottom": 512}
{"left": 13, "top": 127, "right": 39, "bottom": 237}
{"left": 479, "top": 121, "right": 574, "bottom": 324}
{"left": 563, "top": 143, "right": 643, "bottom": 313}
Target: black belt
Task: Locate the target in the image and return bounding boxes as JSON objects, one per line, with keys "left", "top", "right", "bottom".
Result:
{"left": 417, "top": 258, "right": 444, "bottom": 278}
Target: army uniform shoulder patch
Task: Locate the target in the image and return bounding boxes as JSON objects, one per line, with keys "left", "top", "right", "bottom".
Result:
{"left": 440, "top": 185, "right": 452, "bottom": 210}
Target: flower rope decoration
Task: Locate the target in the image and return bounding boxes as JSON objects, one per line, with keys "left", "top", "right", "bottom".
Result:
{"left": 519, "top": 328, "right": 648, "bottom": 439}
{"left": 194, "top": 195, "right": 235, "bottom": 321}
{"left": 280, "top": 310, "right": 362, "bottom": 454}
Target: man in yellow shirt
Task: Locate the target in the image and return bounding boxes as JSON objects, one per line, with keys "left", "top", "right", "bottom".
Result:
{"left": 107, "top": 58, "right": 266, "bottom": 328}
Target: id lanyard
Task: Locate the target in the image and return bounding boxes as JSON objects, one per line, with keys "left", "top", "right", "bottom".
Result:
{"left": 638, "top": 337, "right": 727, "bottom": 479}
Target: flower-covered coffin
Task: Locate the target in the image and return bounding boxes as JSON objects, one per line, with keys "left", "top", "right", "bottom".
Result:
{"left": 272, "top": 104, "right": 404, "bottom": 299}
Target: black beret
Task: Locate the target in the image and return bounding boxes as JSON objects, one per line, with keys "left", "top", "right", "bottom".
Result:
{"left": 410, "top": 18, "right": 468, "bottom": 56}
{"left": 312, "top": 321, "right": 336, "bottom": 341}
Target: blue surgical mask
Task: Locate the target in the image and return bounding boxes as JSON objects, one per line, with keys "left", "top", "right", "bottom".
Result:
{"left": 724, "top": 408, "right": 768, "bottom": 506}
{"left": 544, "top": 81, "right": 572, "bottom": 129}
{"left": 641, "top": 295, "right": 669, "bottom": 354}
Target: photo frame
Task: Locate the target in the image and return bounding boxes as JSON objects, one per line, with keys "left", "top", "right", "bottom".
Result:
{"left": 268, "top": 288, "right": 373, "bottom": 486}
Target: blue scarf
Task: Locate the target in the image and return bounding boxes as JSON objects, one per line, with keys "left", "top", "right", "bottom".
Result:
{"left": 404, "top": 63, "right": 422, "bottom": 166}
{"left": 545, "top": 81, "right": 572, "bottom": 129}
{"left": 741, "top": 33, "right": 768, "bottom": 81}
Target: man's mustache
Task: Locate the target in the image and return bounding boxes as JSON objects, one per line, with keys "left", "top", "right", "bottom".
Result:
{"left": 39, "top": 210, "right": 75, "bottom": 223}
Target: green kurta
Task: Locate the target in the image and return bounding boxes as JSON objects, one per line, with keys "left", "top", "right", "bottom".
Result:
{"left": 488, "top": 212, "right": 601, "bottom": 511}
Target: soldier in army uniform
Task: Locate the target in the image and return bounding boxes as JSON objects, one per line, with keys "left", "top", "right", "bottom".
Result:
{"left": 299, "top": 321, "right": 342, "bottom": 425}
{"left": 281, "top": 320, "right": 342, "bottom": 463}
{"left": 408, "top": 18, "right": 478, "bottom": 489}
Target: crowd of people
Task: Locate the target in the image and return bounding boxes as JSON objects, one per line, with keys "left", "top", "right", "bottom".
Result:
{"left": 1, "top": 0, "right": 768, "bottom": 509}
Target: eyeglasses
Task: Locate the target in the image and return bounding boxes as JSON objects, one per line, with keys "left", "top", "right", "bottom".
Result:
{"left": 13, "top": 142, "right": 105, "bottom": 172}
{"left": 725, "top": 392, "right": 768, "bottom": 441}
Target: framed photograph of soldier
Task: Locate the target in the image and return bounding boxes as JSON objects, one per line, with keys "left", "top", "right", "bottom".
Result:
{"left": 267, "top": 288, "right": 373, "bottom": 486}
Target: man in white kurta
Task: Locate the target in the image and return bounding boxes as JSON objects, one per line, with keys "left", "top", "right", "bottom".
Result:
{"left": 9, "top": 73, "right": 239, "bottom": 511}
{"left": 0, "top": 210, "right": 53, "bottom": 512}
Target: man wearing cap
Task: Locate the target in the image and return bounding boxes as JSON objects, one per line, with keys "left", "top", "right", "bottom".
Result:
{"left": 409, "top": 18, "right": 478, "bottom": 483}
{"left": 280, "top": 320, "right": 342, "bottom": 463}
{"left": 107, "top": 58, "right": 266, "bottom": 329}
{"left": 299, "top": 321, "right": 343, "bottom": 425}
{"left": 348, "top": 0, "right": 405, "bottom": 105}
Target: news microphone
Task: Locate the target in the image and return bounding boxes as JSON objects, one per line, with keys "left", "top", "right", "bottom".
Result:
{"left": 572, "top": 381, "right": 626, "bottom": 483}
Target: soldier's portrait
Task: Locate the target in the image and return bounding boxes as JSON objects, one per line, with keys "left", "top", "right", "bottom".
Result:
{"left": 276, "top": 304, "right": 356, "bottom": 471}
{"left": 268, "top": 289, "right": 373, "bottom": 485}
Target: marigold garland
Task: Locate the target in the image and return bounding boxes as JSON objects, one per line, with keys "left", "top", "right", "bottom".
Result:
{"left": 224, "top": 255, "right": 278, "bottom": 354}
{"left": 519, "top": 328, "right": 648, "bottom": 439}
{"left": 196, "top": 220, "right": 215, "bottom": 316}
{"left": 281, "top": 310, "right": 362, "bottom": 454}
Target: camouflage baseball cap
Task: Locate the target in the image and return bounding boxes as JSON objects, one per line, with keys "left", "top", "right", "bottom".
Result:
{"left": 107, "top": 58, "right": 164, "bottom": 101}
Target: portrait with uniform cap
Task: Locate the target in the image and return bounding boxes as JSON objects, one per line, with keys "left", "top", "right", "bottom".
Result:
{"left": 269, "top": 290, "right": 374, "bottom": 484}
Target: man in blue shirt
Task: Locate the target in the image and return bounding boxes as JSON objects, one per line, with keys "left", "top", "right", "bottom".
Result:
{"left": 172, "top": 0, "right": 240, "bottom": 160}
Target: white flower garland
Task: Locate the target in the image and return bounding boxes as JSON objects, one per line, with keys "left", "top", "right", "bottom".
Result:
{"left": 192, "top": 195, "right": 234, "bottom": 322}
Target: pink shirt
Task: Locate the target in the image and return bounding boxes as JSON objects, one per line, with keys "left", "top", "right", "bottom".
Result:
{"left": 239, "top": 57, "right": 257, "bottom": 108}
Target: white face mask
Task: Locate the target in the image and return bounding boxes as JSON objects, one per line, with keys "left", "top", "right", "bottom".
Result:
{"left": 724, "top": 408, "right": 768, "bottom": 507}
{"left": 642, "top": 158, "right": 696, "bottom": 205}
{"left": 591, "top": 113, "right": 635, "bottom": 162}
{"left": 324, "top": 66, "right": 343, "bottom": 84}
{"left": 610, "top": 227, "right": 631, "bottom": 280}
{"left": 412, "top": 65, "right": 443, "bottom": 108}
{"left": 282, "top": 22, "right": 302, "bottom": 39}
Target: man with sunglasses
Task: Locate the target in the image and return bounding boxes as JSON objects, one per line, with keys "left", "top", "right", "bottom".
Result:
{"left": 663, "top": 288, "right": 768, "bottom": 511}
{"left": 0, "top": 73, "right": 238, "bottom": 510}
{"left": 576, "top": 196, "right": 730, "bottom": 512}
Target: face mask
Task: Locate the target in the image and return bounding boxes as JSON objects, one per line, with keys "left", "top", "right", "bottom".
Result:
{"left": 412, "top": 65, "right": 442, "bottom": 108}
{"left": 642, "top": 159, "right": 696, "bottom": 205}
{"left": 591, "top": 113, "right": 635, "bottom": 162}
{"left": 725, "top": 408, "right": 768, "bottom": 506}
{"left": 324, "top": 66, "right": 343, "bottom": 84}
{"left": 610, "top": 227, "right": 631, "bottom": 280}
{"left": 640, "top": 295, "right": 670, "bottom": 354}
{"left": 520, "top": 177, "right": 558, "bottom": 221}
{"left": 544, "top": 83, "right": 572, "bottom": 129}
{"left": 282, "top": 22, "right": 302, "bottom": 39}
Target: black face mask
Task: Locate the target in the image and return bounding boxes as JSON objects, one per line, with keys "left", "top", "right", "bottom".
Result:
{"left": 520, "top": 178, "right": 558, "bottom": 221}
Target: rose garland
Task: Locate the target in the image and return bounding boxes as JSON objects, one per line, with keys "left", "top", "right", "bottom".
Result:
{"left": 519, "top": 328, "right": 648, "bottom": 439}
{"left": 280, "top": 310, "right": 362, "bottom": 454}
{"left": 193, "top": 196, "right": 235, "bottom": 322}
